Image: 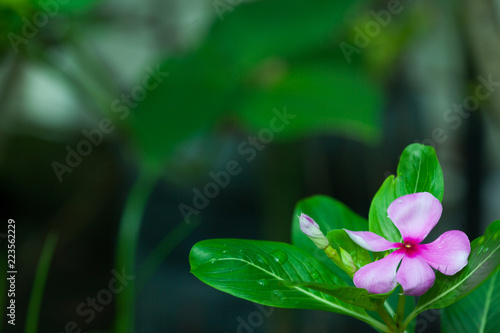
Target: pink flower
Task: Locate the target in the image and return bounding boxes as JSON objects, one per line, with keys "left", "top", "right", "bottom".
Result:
{"left": 345, "top": 192, "right": 471, "bottom": 296}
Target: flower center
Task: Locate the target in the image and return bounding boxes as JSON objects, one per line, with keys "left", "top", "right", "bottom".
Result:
{"left": 401, "top": 240, "right": 419, "bottom": 257}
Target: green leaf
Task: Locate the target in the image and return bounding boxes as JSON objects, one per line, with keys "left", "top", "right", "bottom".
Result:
{"left": 291, "top": 195, "right": 368, "bottom": 281}
{"left": 283, "top": 281, "right": 389, "bottom": 311}
{"left": 326, "top": 229, "right": 373, "bottom": 269}
{"left": 208, "top": 0, "right": 366, "bottom": 73}
{"left": 190, "top": 239, "right": 386, "bottom": 330}
{"left": 441, "top": 270, "right": 500, "bottom": 333}
{"left": 395, "top": 144, "right": 444, "bottom": 200}
{"left": 369, "top": 144, "right": 444, "bottom": 242}
{"left": 127, "top": 56, "right": 235, "bottom": 170}
{"left": 368, "top": 176, "right": 400, "bottom": 242}
{"left": 237, "top": 63, "right": 382, "bottom": 144}
{"left": 406, "top": 220, "right": 500, "bottom": 324}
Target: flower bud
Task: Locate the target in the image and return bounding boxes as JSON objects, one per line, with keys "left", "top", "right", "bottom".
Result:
{"left": 299, "top": 213, "right": 329, "bottom": 249}
{"left": 339, "top": 247, "right": 357, "bottom": 274}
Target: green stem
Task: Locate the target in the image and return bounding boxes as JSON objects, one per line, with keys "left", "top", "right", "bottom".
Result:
{"left": 137, "top": 218, "right": 199, "bottom": 290}
{"left": 395, "top": 292, "right": 406, "bottom": 326}
{"left": 383, "top": 301, "right": 410, "bottom": 333}
{"left": 384, "top": 300, "right": 395, "bottom": 317}
{"left": 376, "top": 305, "right": 398, "bottom": 333}
{"left": 113, "top": 169, "right": 157, "bottom": 333}
{"left": 401, "top": 310, "right": 419, "bottom": 332}
{"left": 25, "top": 232, "right": 59, "bottom": 333}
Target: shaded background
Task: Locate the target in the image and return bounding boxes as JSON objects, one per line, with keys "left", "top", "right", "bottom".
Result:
{"left": 1, "top": 0, "right": 500, "bottom": 332}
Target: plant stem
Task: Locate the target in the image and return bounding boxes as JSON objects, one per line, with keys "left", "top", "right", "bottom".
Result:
{"left": 401, "top": 302, "right": 429, "bottom": 333}
{"left": 376, "top": 305, "right": 399, "bottom": 333}
{"left": 25, "top": 232, "right": 59, "bottom": 333}
{"left": 401, "top": 311, "right": 418, "bottom": 333}
{"left": 137, "top": 218, "right": 199, "bottom": 290}
{"left": 395, "top": 292, "right": 406, "bottom": 325}
{"left": 113, "top": 169, "right": 157, "bottom": 333}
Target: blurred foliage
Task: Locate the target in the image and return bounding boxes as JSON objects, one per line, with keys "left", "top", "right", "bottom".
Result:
{"left": 0, "top": 0, "right": 429, "bottom": 176}
{"left": 345, "top": 2, "right": 431, "bottom": 75}
{"left": 128, "top": 0, "right": 386, "bottom": 172}
{"left": 237, "top": 63, "right": 382, "bottom": 142}
{"left": 0, "top": 0, "right": 100, "bottom": 54}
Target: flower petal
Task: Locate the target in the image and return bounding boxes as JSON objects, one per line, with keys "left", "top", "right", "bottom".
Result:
{"left": 299, "top": 213, "right": 319, "bottom": 229}
{"left": 387, "top": 192, "right": 442, "bottom": 243}
{"left": 418, "top": 230, "right": 471, "bottom": 275}
{"left": 353, "top": 250, "right": 405, "bottom": 294}
{"left": 396, "top": 254, "right": 435, "bottom": 296}
{"left": 344, "top": 230, "right": 399, "bottom": 252}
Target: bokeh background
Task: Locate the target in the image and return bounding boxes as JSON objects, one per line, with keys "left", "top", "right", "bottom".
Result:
{"left": 1, "top": 0, "right": 499, "bottom": 332}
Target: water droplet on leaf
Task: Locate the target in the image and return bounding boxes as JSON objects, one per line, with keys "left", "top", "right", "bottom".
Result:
{"left": 257, "top": 279, "right": 268, "bottom": 287}
{"left": 310, "top": 270, "right": 319, "bottom": 279}
{"left": 271, "top": 250, "right": 288, "bottom": 264}
{"left": 272, "top": 290, "right": 286, "bottom": 301}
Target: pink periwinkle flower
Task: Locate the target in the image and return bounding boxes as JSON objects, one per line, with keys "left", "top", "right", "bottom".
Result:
{"left": 345, "top": 192, "right": 471, "bottom": 296}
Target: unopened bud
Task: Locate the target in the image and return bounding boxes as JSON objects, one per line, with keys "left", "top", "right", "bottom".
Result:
{"left": 339, "top": 247, "right": 357, "bottom": 274}
{"left": 299, "top": 213, "right": 329, "bottom": 249}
